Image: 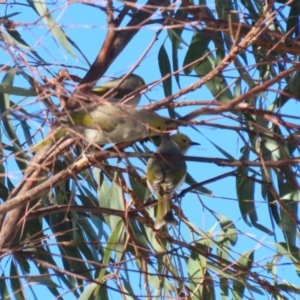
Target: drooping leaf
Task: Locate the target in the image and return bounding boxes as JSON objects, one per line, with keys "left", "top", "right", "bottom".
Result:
{"left": 27, "top": 0, "right": 76, "bottom": 57}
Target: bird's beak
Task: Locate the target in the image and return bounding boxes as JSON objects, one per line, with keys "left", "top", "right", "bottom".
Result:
{"left": 190, "top": 141, "right": 200, "bottom": 146}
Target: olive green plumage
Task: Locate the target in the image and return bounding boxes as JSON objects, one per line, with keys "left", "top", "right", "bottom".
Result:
{"left": 91, "top": 74, "right": 145, "bottom": 106}
{"left": 146, "top": 134, "right": 199, "bottom": 229}
{"left": 31, "top": 105, "right": 166, "bottom": 151}
{"left": 30, "top": 73, "right": 166, "bottom": 151}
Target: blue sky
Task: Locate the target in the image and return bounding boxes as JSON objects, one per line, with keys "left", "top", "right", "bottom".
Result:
{"left": 1, "top": 1, "right": 300, "bottom": 299}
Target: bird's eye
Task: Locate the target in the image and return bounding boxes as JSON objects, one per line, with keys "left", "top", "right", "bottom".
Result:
{"left": 182, "top": 139, "right": 187, "bottom": 143}
{"left": 157, "top": 126, "right": 161, "bottom": 130}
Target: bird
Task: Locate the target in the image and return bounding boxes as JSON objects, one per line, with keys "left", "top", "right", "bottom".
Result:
{"left": 146, "top": 133, "right": 199, "bottom": 229}
{"left": 30, "top": 104, "right": 166, "bottom": 151}
{"left": 91, "top": 73, "right": 145, "bottom": 106}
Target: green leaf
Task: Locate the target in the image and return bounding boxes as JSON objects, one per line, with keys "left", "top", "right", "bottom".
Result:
{"left": 232, "top": 250, "right": 255, "bottom": 300}
{"left": 27, "top": 0, "right": 76, "bottom": 57}
{"left": 158, "top": 44, "right": 172, "bottom": 96}
{"left": 3, "top": 19, "right": 45, "bottom": 61}
{"left": 96, "top": 219, "right": 124, "bottom": 294}
{"left": 209, "top": 139, "right": 235, "bottom": 160}
{"left": 278, "top": 179, "right": 297, "bottom": 246}
{"left": 202, "top": 269, "right": 216, "bottom": 300}
{"left": 27, "top": 276, "right": 60, "bottom": 288}
{"left": 0, "top": 70, "right": 28, "bottom": 171}
{"left": 169, "top": 4, "right": 189, "bottom": 86}
{"left": 121, "top": 275, "right": 136, "bottom": 300}
{"left": 129, "top": 174, "right": 149, "bottom": 200}
{"left": 10, "top": 260, "right": 25, "bottom": 300}
{"left": 237, "top": 250, "right": 254, "bottom": 269}
{"left": 217, "top": 240, "right": 230, "bottom": 300}
{"left": 98, "top": 177, "right": 123, "bottom": 230}
{"left": 0, "top": 85, "right": 37, "bottom": 96}
{"left": 185, "top": 172, "right": 212, "bottom": 195}
{"left": 236, "top": 166, "right": 255, "bottom": 227}
{"left": 0, "top": 271, "right": 9, "bottom": 299}
{"left": 183, "top": 32, "right": 211, "bottom": 74}
{"left": 188, "top": 254, "right": 205, "bottom": 300}
{"left": 275, "top": 243, "right": 300, "bottom": 277}
{"left": 158, "top": 43, "right": 174, "bottom": 118}
{"left": 78, "top": 283, "right": 98, "bottom": 300}
{"left": 236, "top": 147, "right": 271, "bottom": 234}
{"left": 217, "top": 214, "right": 238, "bottom": 245}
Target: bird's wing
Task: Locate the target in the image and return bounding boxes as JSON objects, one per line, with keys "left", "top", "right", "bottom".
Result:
{"left": 146, "top": 158, "right": 164, "bottom": 194}
{"left": 147, "top": 157, "right": 186, "bottom": 194}
{"left": 69, "top": 107, "right": 130, "bottom": 133}
{"left": 30, "top": 126, "right": 67, "bottom": 152}
{"left": 162, "top": 161, "right": 186, "bottom": 195}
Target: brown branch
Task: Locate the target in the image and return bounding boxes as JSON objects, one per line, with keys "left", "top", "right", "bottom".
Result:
{"left": 0, "top": 0, "right": 166, "bottom": 250}
{"left": 77, "top": 15, "right": 116, "bottom": 89}
{"left": 0, "top": 144, "right": 52, "bottom": 249}
{"left": 109, "top": 0, "right": 163, "bottom": 62}
{"left": 179, "top": 63, "right": 300, "bottom": 122}
{"left": 146, "top": 0, "right": 281, "bottom": 111}
{"left": 1, "top": 149, "right": 300, "bottom": 218}
{"left": 71, "top": 0, "right": 163, "bottom": 109}
{"left": 161, "top": 100, "right": 300, "bottom": 131}
{"left": 0, "top": 138, "right": 76, "bottom": 250}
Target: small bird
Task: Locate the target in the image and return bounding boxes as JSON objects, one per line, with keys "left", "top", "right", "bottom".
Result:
{"left": 146, "top": 134, "right": 199, "bottom": 229}
{"left": 31, "top": 104, "right": 166, "bottom": 151}
{"left": 91, "top": 74, "right": 145, "bottom": 106}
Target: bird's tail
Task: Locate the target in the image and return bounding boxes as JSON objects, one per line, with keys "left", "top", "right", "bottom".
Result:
{"left": 30, "top": 126, "right": 67, "bottom": 152}
{"left": 155, "top": 194, "right": 177, "bottom": 230}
